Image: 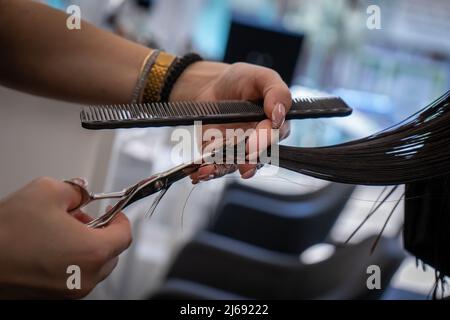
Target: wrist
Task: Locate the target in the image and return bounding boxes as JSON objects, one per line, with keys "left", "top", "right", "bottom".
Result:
{"left": 160, "top": 53, "right": 203, "bottom": 102}
{"left": 169, "top": 61, "right": 228, "bottom": 101}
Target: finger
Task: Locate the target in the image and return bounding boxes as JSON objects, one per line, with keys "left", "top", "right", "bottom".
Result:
{"left": 239, "top": 119, "right": 272, "bottom": 179}
{"left": 57, "top": 180, "right": 83, "bottom": 212}
{"left": 93, "top": 211, "right": 132, "bottom": 258}
{"left": 212, "top": 164, "right": 239, "bottom": 178}
{"left": 253, "top": 69, "right": 292, "bottom": 129}
{"left": 239, "top": 163, "right": 257, "bottom": 179}
{"left": 246, "top": 119, "right": 276, "bottom": 161}
{"left": 191, "top": 164, "right": 238, "bottom": 183}
{"left": 240, "top": 119, "right": 291, "bottom": 177}
{"left": 190, "top": 165, "right": 216, "bottom": 183}
{"left": 279, "top": 121, "right": 291, "bottom": 141}
{"left": 72, "top": 211, "right": 94, "bottom": 224}
{"left": 247, "top": 120, "right": 289, "bottom": 154}
{"left": 240, "top": 119, "right": 290, "bottom": 179}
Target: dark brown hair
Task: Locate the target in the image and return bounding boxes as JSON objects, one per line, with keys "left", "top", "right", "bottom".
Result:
{"left": 276, "top": 90, "right": 450, "bottom": 288}
{"left": 278, "top": 91, "right": 450, "bottom": 186}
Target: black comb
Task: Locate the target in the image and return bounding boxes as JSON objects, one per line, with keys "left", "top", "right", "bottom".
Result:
{"left": 80, "top": 96, "right": 352, "bottom": 129}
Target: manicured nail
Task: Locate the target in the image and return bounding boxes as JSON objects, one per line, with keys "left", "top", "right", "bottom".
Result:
{"left": 241, "top": 168, "right": 256, "bottom": 179}
{"left": 272, "top": 103, "right": 286, "bottom": 129}
{"left": 71, "top": 177, "right": 88, "bottom": 187}
{"left": 80, "top": 177, "right": 88, "bottom": 187}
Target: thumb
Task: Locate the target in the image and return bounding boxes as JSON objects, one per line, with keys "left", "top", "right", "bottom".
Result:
{"left": 253, "top": 69, "right": 292, "bottom": 129}
{"left": 55, "top": 180, "right": 84, "bottom": 212}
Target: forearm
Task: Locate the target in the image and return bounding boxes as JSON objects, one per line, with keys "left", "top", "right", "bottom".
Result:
{"left": 0, "top": 0, "right": 150, "bottom": 104}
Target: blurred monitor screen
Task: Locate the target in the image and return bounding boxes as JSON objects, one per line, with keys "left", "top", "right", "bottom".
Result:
{"left": 224, "top": 19, "right": 304, "bottom": 86}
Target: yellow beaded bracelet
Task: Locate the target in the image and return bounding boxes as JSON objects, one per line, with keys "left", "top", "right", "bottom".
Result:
{"left": 141, "top": 51, "right": 177, "bottom": 103}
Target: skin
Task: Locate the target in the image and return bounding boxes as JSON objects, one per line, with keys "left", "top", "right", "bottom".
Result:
{"left": 0, "top": 178, "right": 132, "bottom": 299}
{"left": 170, "top": 61, "right": 292, "bottom": 182}
{"left": 0, "top": 0, "right": 291, "bottom": 298}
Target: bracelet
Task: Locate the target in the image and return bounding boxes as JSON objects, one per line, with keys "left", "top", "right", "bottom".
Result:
{"left": 160, "top": 53, "right": 203, "bottom": 102}
{"left": 141, "top": 51, "right": 177, "bottom": 103}
{"left": 131, "top": 49, "right": 159, "bottom": 104}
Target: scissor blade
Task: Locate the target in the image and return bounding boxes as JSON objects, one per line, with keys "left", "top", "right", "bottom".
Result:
{"left": 122, "top": 162, "right": 202, "bottom": 209}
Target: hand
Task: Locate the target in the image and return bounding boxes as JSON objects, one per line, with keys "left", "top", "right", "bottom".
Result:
{"left": 0, "top": 177, "right": 132, "bottom": 299}
{"left": 170, "top": 61, "right": 292, "bottom": 182}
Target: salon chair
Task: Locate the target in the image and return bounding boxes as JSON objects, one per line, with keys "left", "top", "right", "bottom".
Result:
{"left": 209, "top": 182, "right": 355, "bottom": 254}
{"left": 159, "top": 231, "right": 404, "bottom": 300}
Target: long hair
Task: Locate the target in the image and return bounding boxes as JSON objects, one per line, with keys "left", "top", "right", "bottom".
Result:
{"left": 278, "top": 91, "right": 450, "bottom": 185}
{"left": 276, "top": 90, "right": 450, "bottom": 287}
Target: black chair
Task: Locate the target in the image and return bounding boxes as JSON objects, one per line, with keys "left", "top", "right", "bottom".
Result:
{"left": 209, "top": 182, "right": 355, "bottom": 254}
{"left": 164, "top": 231, "right": 404, "bottom": 300}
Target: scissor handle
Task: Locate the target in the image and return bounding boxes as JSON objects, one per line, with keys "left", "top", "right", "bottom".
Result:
{"left": 86, "top": 196, "right": 132, "bottom": 228}
{"left": 64, "top": 178, "right": 130, "bottom": 211}
{"left": 68, "top": 149, "right": 227, "bottom": 228}
{"left": 64, "top": 177, "right": 135, "bottom": 229}
{"left": 64, "top": 178, "right": 93, "bottom": 212}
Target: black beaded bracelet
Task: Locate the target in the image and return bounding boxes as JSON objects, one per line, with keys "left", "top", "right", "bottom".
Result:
{"left": 160, "top": 53, "right": 203, "bottom": 102}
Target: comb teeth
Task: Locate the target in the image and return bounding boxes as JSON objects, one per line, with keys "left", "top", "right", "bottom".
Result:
{"left": 81, "top": 97, "right": 352, "bottom": 130}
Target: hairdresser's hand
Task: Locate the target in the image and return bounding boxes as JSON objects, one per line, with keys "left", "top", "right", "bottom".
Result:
{"left": 170, "top": 61, "right": 291, "bottom": 181}
{"left": 0, "top": 177, "right": 132, "bottom": 299}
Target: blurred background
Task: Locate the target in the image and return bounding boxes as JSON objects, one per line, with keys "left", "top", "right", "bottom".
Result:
{"left": 1, "top": 0, "right": 450, "bottom": 299}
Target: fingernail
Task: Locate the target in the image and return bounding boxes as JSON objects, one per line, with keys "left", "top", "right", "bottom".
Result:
{"left": 272, "top": 103, "right": 286, "bottom": 129}
{"left": 79, "top": 177, "right": 88, "bottom": 187}
{"left": 209, "top": 174, "right": 215, "bottom": 179}
{"left": 241, "top": 168, "right": 256, "bottom": 179}
{"left": 71, "top": 177, "right": 88, "bottom": 188}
